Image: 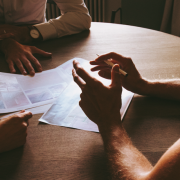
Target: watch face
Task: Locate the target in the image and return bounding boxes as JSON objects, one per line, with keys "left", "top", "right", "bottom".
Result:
{"left": 30, "top": 29, "right": 40, "bottom": 39}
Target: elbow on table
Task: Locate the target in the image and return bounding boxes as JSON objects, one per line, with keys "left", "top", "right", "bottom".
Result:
{"left": 82, "top": 13, "right": 92, "bottom": 30}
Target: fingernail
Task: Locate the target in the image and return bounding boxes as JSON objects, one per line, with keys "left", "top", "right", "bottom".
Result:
{"left": 38, "top": 67, "right": 42, "bottom": 72}
{"left": 30, "top": 71, "right": 35, "bottom": 76}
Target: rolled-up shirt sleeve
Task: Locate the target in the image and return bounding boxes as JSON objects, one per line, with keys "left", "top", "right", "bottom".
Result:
{"left": 34, "top": 0, "right": 91, "bottom": 41}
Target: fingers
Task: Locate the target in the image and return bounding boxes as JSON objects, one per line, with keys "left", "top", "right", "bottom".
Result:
{"left": 111, "top": 64, "right": 122, "bottom": 88}
{"left": 95, "top": 52, "right": 125, "bottom": 62}
{"left": 98, "top": 70, "right": 111, "bottom": 79}
{"left": 91, "top": 65, "right": 110, "bottom": 72}
{"left": 26, "top": 53, "right": 42, "bottom": 73}
{"left": 7, "top": 55, "right": 42, "bottom": 76}
{"left": 72, "top": 68, "right": 85, "bottom": 90}
{"left": 20, "top": 110, "right": 25, "bottom": 113}
{"left": 28, "top": 54, "right": 42, "bottom": 72}
{"left": 31, "top": 46, "right": 52, "bottom": 57}
{"left": 7, "top": 59, "right": 16, "bottom": 73}
{"left": 20, "top": 57, "right": 35, "bottom": 76}
{"left": 91, "top": 52, "right": 127, "bottom": 68}
{"left": 90, "top": 61, "right": 106, "bottom": 66}
{"left": 73, "top": 60, "right": 96, "bottom": 86}
{"left": 19, "top": 111, "right": 32, "bottom": 120}
{"left": 17, "top": 111, "right": 32, "bottom": 126}
{"left": 7, "top": 58, "right": 27, "bottom": 75}
{"left": 2, "top": 111, "right": 32, "bottom": 125}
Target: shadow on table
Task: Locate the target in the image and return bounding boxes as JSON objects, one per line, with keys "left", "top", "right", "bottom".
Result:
{"left": 0, "top": 146, "right": 24, "bottom": 179}
{"left": 123, "top": 95, "right": 180, "bottom": 165}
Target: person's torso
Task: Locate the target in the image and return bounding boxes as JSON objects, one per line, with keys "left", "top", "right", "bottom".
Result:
{"left": 0, "top": 0, "right": 47, "bottom": 25}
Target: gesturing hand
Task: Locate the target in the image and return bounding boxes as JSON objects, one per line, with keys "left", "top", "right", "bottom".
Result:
{"left": 72, "top": 60, "right": 122, "bottom": 130}
{"left": 90, "top": 52, "right": 147, "bottom": 95}
{"left": 0, "top": 38, "right": 52, "bottom": 76}
{"left": 0, "top": 110, "right": 32, "bottom": 153}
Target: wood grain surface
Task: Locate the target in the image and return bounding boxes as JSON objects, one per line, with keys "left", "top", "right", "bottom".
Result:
{"left": 0, "top": 22, "right": 180, "bottom": 180}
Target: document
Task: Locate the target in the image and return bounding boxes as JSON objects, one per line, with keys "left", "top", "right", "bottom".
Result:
{"left": 0, "top": 66, "right": 71, "bottom": 113}
{"left": 40, "top": 58, "right": 134, "bottom": 132}
{"left": 0, "top": 57, "right": 134, "bottom": 133}
{"left": 0, "top": 57, "right": 88, "bottom": 114}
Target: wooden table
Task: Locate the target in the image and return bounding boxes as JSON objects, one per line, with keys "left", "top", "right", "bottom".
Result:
{"left": 0, "top": 22, "right": 180, "bottom": 180}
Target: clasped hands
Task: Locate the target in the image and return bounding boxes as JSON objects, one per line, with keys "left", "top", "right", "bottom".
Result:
{"left": 0, "top": 24, "right": 52, "bottom": 76}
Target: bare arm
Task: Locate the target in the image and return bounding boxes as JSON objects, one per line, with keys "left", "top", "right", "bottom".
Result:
{"left": 100, "top": 124, "right": 153, "bottom": 180}
{"left": 142, "top": 80, "right": 180, "bottom": 100}
{"left": 90, "top": 52, "right": 180, "bottom": 100}
{"left": 72, "top": 60, "right": 180, "bottom": 180}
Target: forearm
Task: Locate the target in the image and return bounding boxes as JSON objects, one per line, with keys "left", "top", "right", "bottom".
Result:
{"left": 35, "top": 12, "right": 91, "bottom": 41}
{"left": 99, "top": 117, "right": 152, "bottom": 180}
{"left": 140, "top": 79, "right": 180, "bottom": 100}
{"left": 0, "top": 24, "right": 43, "bottom": 44}
{"left": 34, "top": 0, "right": 91, "bottom": 41}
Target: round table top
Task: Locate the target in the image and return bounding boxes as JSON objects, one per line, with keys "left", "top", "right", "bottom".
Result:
{"left": 0, "top": 22, "right": 180, "bottom": 180}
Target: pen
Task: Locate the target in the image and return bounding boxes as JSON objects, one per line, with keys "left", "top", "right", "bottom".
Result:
{"left": 96, "top": 54, "right": 128, "bottom": 77}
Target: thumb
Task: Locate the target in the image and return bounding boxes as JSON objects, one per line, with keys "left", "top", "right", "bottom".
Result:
{"left": 111, "top": 64, "right": 122, "bottom": 88}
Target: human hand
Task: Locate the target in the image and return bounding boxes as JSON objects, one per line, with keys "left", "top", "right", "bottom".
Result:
{"left": 0, "top": 38, "right": 52, "bottom": 76}
{"left": 72, "top": 60, "right": 122, "bottom": 131}
{"left": 0, "top": 32, "right": 15, "bottom": 40}
{"left": 90, "top": 52, "right": 147, "bottom": 95}
{"left": 0, "top": 24, "right": 32, "bottom": 44}
{"left": 0, "top": 110, "right": 32, "bottom": 153}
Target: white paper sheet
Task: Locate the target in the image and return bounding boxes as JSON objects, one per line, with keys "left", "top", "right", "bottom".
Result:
{"left": 40, "top": 58, "right": 134, "bottom": 132}
{"left": 0, "top": 103, "right": 53, "bottom": 120}
{"left": 0, "top": 65, "right": 71, "bottom": 113}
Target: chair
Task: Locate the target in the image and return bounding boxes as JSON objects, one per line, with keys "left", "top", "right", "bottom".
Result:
{"left": 46, "top": 0, "right": 61, "bottom": 21}
{"left": 111, "top": 0, "right": 166, "bottom": 31}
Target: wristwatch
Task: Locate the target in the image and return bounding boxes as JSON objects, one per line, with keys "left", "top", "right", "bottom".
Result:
{"left": 28, "top": 25, "right": 42, "bottom": 41}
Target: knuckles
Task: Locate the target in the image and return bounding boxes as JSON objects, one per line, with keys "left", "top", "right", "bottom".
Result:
{"left": 125, "top": 57, "right": 133, "bottom": 65}
{"left": 9, "top": 112, "right": 32, "bottom": 123}
{"left": 109, "top": 52, "right": 116, "bottom": 56}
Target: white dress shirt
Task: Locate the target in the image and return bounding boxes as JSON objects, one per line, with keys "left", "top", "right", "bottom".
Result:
{"left": 0, "top": 0, "right": 91, "bottom": 40}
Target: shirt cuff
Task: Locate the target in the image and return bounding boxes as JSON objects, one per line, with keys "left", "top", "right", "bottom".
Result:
{"left": 34, "top": 21, "right": 58, "bottom": 41}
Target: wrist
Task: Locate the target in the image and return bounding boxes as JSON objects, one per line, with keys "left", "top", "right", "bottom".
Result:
{"left": 15, "top": 26, "right": 33, "bottom": 44}
{"left": 98, "top": 113, "right": 122, "bottom": 134}
{"left": 135, "top": 78, "right": 150, "bottom": 95}
{"left": 0, "top": 38, "right": 13, "bottom": 54}
{"left": 27, "top": 25, "right": 43, "bottom": 43}
{"left": 99, "top": 120, "right": 126, "bottom": 149}
{"left": 139, "top": 79, "right": 155, "bottom": 96}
